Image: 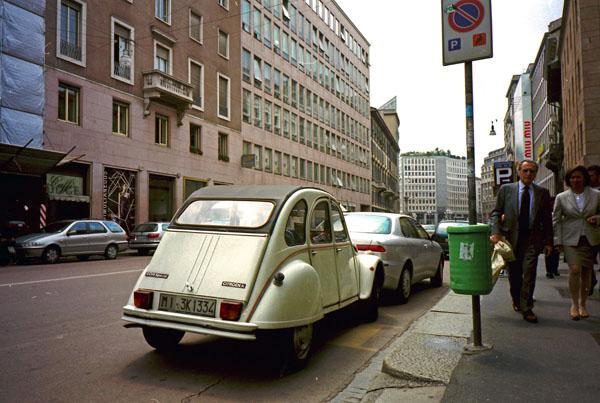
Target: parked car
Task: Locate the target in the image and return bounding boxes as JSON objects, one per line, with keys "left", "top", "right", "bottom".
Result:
{"left": 128, "top": 222, "right": 170, "bottom": 255}
{"left": 14, "top": 219, "right": 128, "bottom": 264}
{"left": 122, "top": 186, "right": 383, "bottom": 370}
{"left": 432, "top": 220, "right": 470, "bottom": 258}
{"left": 344, "top": 212, "right": 444, "bottom": 303}
{"left": 422, "top": 224, "right": 436, "bottom": 236}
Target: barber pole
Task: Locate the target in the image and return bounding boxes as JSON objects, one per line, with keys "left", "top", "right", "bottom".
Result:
{"left": 40, "top": 203, "right": 46, "bottom": 229}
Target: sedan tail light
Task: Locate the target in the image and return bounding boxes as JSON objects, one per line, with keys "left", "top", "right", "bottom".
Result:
{"left": 134, "top": 290, "right": 153, "bottom": 309}
{"left": 356, "top": 244, "right": 386, "bottom": 253}
{"left": 129, "top": 234, "right": 136, "bottom": 240}
{"left": 220, "top": 301, "right": 243, "bottom": 321}
{"left": 147, "top": 233, "right": 160, "bottom": 239}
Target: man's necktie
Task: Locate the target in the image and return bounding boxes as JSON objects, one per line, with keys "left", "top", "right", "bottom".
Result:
{"left": 519, "top": 185, "right": 530, "bottom": 232}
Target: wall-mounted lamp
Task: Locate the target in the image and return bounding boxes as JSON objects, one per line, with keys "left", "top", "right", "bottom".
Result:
{"left": 176, "top": 172, "right": 181, "bottom": 178}
{"left": 137, "top": 165, "right": 144, "bottom": 171}
{"left": 489, "top": 120, "right": 497, "bottom": 136}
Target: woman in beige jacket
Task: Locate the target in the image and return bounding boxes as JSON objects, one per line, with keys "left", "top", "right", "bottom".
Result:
{"left": 553, "top": 165, "right": 600, "bottom": 320}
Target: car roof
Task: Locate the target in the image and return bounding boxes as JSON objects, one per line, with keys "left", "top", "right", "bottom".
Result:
{"left": 189, "top": 185, "right": 303, "bottom": 202}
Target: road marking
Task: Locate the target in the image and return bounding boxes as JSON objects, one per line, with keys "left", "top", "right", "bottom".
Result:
{"left": 329, "top": 324, "right": 382, "bottom": 352}
{"left": 0, "top": 269, "right": 143, "bottom": 287}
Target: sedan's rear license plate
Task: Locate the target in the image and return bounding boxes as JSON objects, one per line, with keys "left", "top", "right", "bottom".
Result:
{"left": 158, "top": 293, "right": 216, "bottom": 317}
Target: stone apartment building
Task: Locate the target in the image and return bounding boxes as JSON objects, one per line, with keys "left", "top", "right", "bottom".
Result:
{"left": 560, "top": 0, "right": 600, "bottom": 168}
{"left": 8, "top": 0, "right": 373, "bottom": 232}
{"left": 370, "top": 97, "right": 399, "bottom": 213}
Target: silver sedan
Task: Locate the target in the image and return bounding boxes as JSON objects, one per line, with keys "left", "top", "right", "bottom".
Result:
{"left": 345, "top": 212, "right": 444, "bottom": 303}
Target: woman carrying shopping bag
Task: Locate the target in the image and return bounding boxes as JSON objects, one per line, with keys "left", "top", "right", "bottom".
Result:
{"left": 553, "top": 166, "right": 600, "bottom": 320}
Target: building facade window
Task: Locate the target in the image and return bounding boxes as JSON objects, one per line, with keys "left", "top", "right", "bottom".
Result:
{"left": 218, "top": 0, "right": 229, "bottom": 10}
{"left": 264, "top": 101, "right": 272, "bottom": 131}
{"left": 58, "top": 83, "right": 79, "bottom": 125}
{"left": 253, "top": 8, "right": 261, "bottom": 40}
{"left": 111, "top": 18, "right": 134, "bottom": 83}
{"left": 264, "top": 148, "right": 273, "bottom": 172}
{"left": 155, "top": 114, "right": 168, "bottom": 145}
{"left": 57, "top": 0, "right": 86, "bottom": 65}
{"left": 242, "top": 48, "right": 251, "bottom": 83}
{"left": 217, "top": 73, "right": 230, "bottom": 120}
{"left": 190, "top": 124, "right": 202, "bottom": 154}
{"left": 218, "top": 133, "right": 229, "bottom": 161}
{"left": 242, "top": 89, "right": 251, "bottom": 123}
{"left": 112, "top": 100, "right": 129, "bottom": 136}
{"left": 189, "top": 59, "right": 204, "bottom": 109}
{"left": 242, "top": 0, "right": 250, "bottom": 32}
{"left": 254, "top": 95, "right": 262, "bottom": 127}
{"left": 189, "top": 10, "right": 202, "bottom": 43}
{"left": 218, "top": 29, "right": 229, "bottom": 58}
{"left": 155, "top": 0, "right": 170, "bottom": 24}
{"left": 154, "top": 42, "right": 171, "bottom": 73}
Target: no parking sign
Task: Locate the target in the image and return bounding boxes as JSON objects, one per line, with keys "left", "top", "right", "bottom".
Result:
{"left": 442, "top": 0, "right": 493, "bottom": 65}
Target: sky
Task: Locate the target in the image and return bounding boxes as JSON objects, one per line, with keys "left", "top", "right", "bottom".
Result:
{"left": 337, "top": 0, "right": 564, "bottom": 175}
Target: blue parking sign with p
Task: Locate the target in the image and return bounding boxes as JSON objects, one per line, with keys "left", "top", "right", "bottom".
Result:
{"left": 448, "top": 38, "right": 461, "bottom": 51}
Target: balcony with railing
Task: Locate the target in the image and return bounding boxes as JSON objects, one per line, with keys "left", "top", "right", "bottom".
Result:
{"left": 114, "top": 62, "right": 131, "bottom": 80}
{"left": 60, "top": 40, "right": 82, "bottom": 61}
{"left": 142, "top": 70, "right": 194, "bottom": 125}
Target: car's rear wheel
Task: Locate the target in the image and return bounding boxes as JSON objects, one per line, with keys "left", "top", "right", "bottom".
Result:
{"left": 42, "top": 246, "right": 60, "bottom": 264}
{"left": 104, "top": 244, "right": 118, "bottom": 260}
{"left": 430, "top": 257, "right": 444, "bottom": 288}
{"left": 137, "top": 249, "right": 149, "bottom": 256}
{"left": 397, "top": 267, "right": 412, "bottom": 304}
{"left": 142, "top": 326, "right": 184, "bottom": 350}
{"left": 283, "top": 324, "right": 313, "bottom": 371}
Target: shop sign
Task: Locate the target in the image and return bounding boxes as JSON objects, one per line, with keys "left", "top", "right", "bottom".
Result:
{"left": 46, "top": 174, "right": 83, "bottom": 195}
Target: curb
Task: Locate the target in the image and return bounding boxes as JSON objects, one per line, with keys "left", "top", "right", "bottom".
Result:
{"left": 362, "top": 291, "right": 473, "bottom": 402}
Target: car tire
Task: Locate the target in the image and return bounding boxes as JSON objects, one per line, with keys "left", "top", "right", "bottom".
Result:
{"left": 42, "top": 246, "right": 60, "bottom": 264}
{"left": 430, "top": 257, "right": 444, "bottom": 288}
{"left": 142, "top": 326, "right": 185, "bottom": 350}
{"left": 397, "top": 267, "right": 412, "bottom": 304}
{"left": 76, "top": 255, "right": 90, "bottom": 261}
{"left": 282, "top": 324, "right": 313, "bottom": 371}
{"left": 361, "top": 276, "right": 381, "bottom": 322}
{"left": 137, "top": 249, "right": 149, "bottom": 256}
{"left": 104, "top": 244, "right": 119, "bottom": 260}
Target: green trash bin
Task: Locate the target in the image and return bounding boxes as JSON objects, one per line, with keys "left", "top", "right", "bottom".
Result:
{"left": 448, "top": 224, "right": 492, "bottom": 295}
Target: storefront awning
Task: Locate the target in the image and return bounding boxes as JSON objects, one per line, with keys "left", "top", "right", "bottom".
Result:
{"left": 47, "top": 193, "right": 90, "bottom": 203}
{"left": 0, "top": 142, "right": 72, "bottom": 176}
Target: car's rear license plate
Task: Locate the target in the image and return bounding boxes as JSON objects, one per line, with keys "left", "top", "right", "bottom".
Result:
{"left": 158, "top": 293, "right": 216, "bottom": 317}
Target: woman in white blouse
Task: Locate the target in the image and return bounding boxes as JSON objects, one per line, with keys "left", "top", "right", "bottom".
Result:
{"left": 553, "top": 165, "right": 600, "bottom": 320}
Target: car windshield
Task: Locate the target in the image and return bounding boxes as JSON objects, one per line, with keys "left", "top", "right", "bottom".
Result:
{"left": 134, "top": 223, "right": 158, "bottom": 232}
{"left": 345, "top": 215, "right": 391, "bottom": 234}
{"left": 177, "top": 200, "right": 274, "bottom": 228}
{"left": 436, "top": 222, "right": 469, "bottom": 236}
{"left": 43, "top": 221, "right": 72, "bottom": 233}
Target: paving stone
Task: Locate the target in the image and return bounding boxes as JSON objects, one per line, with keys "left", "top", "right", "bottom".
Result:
{"left": 382, "top": 333, "right": 467, "bottom": 384}
{"left": 429, "top": 291, "right": 473, "bottom": 314}
{"left": 408, "top": 311, "right": 472, "bottom": 338}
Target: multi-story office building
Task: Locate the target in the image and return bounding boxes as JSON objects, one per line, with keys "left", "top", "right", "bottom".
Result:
{"left": 559, "top": 0, "right": 600, "bottom": 168}
{"left": 240, "top": 0, "right": 372, "bottom": 212}
{"left": 36, "top": 0, "right": 372, "bottom": 232}
{"left": 399, "top": 153, "right": 468, "bottom": 224}
{"left": 480, "top": 147, "right": 506, "bottom": 222}
{"left": 531, "top": 18, "right": 562, "bottom": 196}
{"left": 370, "top": 97, "right": 399, "bottom": 213}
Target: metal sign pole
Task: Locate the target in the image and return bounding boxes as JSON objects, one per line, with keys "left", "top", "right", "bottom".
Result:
{"left": 464, "top": 61, "right": 492, "bottom": 354}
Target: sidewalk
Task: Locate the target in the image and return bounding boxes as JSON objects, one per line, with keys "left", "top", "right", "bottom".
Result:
{"left": 361, "top": 257, "right": 600, "bottom": 402}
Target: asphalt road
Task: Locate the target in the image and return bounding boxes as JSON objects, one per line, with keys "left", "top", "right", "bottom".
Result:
{"left": 0, "top": 254, "right": 449, "bottom": 402}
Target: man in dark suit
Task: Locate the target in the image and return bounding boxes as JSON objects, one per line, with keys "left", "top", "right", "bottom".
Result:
{"left": 490, "top": 160, "right": 554, "bottom": 323}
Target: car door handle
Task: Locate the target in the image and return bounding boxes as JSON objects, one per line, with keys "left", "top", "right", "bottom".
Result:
{"left": 335, "top": 248, "right": 342, "bottom": 252}
{"left": 311, "top": 250, "right": 318, "bottom": 256}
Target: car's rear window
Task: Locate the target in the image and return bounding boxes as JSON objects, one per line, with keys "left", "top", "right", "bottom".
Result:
{"left": 344, "top": 215, "right": 391, "bottom": 234}
{"left": 176, "top": 200, "right": 274, "bottom": 228}
{"left": 134, "top": 223, "right": 158, "bottom": 232}
{"left": 103, "top": 221, "right": 125, "bottom": 233}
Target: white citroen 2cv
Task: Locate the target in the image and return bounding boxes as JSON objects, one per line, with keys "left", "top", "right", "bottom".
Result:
{"left": 123, "top": 186, "right": 383, "bottom": 369}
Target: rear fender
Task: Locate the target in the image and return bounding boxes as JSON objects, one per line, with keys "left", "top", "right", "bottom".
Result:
{"left": 250, "top": 260, "right": 323, "bottom": 329}
{"left": 356, "top": 254, "right": 383, "bottom": 300}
